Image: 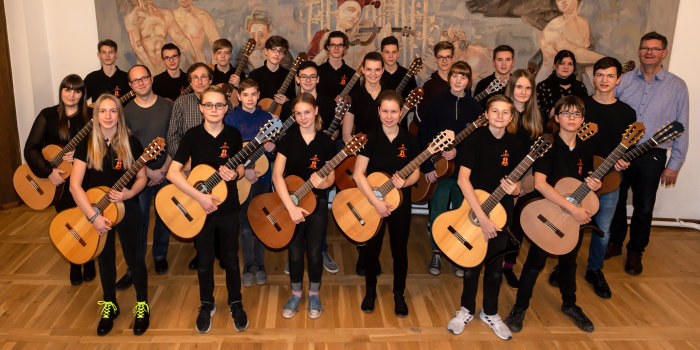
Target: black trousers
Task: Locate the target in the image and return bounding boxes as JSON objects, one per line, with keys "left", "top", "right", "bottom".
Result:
{"left": 195, "top": 212, "right": 242, "bottom": 304}
{"left": 460, "top": 230, "right": 508, "bottom": 315}
{"left": 289, "top": 197, "right": 327, "bottom": 286}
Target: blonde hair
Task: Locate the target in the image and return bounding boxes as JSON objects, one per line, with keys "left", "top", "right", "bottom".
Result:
{"left": 292, "top": 92, "right": 322, "bottom": 132}
{"left": 87, "top": 94, "right": 134, "bottom": 171}
{"left": 505, "top": 69, "right": 542, "bottom": 139}
{"left": 485, "top": 94, "right": 519, "bottom": 135}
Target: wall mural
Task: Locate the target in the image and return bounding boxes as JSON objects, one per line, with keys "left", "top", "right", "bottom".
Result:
{"left": 96, "top": 0, "right": 680, "bottom": 87}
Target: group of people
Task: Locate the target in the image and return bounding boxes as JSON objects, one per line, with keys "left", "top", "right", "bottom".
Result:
{"left": 23, "top": 29, "right": 688, "bottom": 340}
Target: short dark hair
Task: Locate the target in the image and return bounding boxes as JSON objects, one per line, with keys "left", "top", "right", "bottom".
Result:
{"left": 492, "top": 45, "right": 514, "bottom": 60}
{"left": 187, "top": 62, "right": 213, "bottom": 82}
{"left": 128, "top": 64, "right": 151, "bottom": 79}
{"left": 296, "top": 61, "right": 319, "bottom": 75}
{"left": 265, "top": 35, "right": 289, "bottom": 51}
{"left": 324, "top": 31, "right": 349, "bottom": 50}
{"left": 362, "top": 52, "right": 384, "bottom": 67}
{"left": 377, "top": 90, "right": 403, "bottom": 110}
{"left": 380, "top": 36, "right": 399, "bottom": 51}
{"left": 97, "top": 39, "right": 117, "bottom": 52}
{"left": 433, "top": 41, "right": 454, "bottom": 56}
{"left": 640, "top": 31, "right": 668, "bottom": 49}
{"left": 593, "top": 57, "right": 622, "bottom": 77}
{"left": 160, "top": 43, "right": 181, "bottom": 58}
{"left": 554, "top": 95, "right": 585, "bottom": 117}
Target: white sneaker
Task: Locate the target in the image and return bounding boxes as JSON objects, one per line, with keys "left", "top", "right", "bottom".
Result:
{"left": 479, "top": 310, "right": 513, "bottom": 340}
{"left": 447, "top": 307, "right": 473, "bottom": 335}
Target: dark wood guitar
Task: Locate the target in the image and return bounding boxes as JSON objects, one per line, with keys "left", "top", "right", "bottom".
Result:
{"left": 432, "top": 136, "right": 553, "bottom": 267}
{"left": 520, "top": 122, "right": 645, "bottom": 255}
{"left": 396, "top": 58, "right": 423, "bottom": 95}
{"left": 49, "top": 138, "right": 165, "bottom": 264}
{"left": 323, "top": 95, "right": 352, "bottom": 138}
{"left": 155, "top": 119, "right": 283, "bottom": 239}
{"left": 332, "top": 131, "right": 454, "bottom": 243}
{"left": 347, "top": 20, "right": 414, "bottom": 46}
{"left": 258, "top": 53, "right": 308, "bottom": 116}
{"left": 248, "top": 134, "right": 367, "bottom": 249}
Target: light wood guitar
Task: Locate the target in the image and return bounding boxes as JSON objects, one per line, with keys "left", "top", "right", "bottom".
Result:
{"left": 248, "top": 134, "right": 367, "bottom": 249}
{"left": 332, "top": 130, "right": 454, "bottom": 243}
{"left": 49, "top": 138, "right": 165, "bottom": 264}
{"left": 396, "top": 58, "right": 423, "bottom": 95}
{"left": 155, "top": 118, "right": 283, "bottom": 239}
{"left": 474, "top": 75, "right": 507, "bottom": 102}
{"left": 258, "top": 53, "right": 307, "bottom": 116}
{"left": 432, "top": 136, "right": 553, "bottom": 267}
{"left": 520, "top": 122, "right": 644, "bottom": 255}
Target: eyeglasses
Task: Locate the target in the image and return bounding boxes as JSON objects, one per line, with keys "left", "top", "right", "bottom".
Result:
{"left": 191, "top": 75, "right": 210, "bottom": 82}
{"left": 559, "top": 111, "right": 583, "bottom": 119}
{"left": 436, "top": 55, "right": 453, "bottom": 61}
{"left": 639, "top": 47, "right": 664, "bottom": 53}
{"left": 201, "top": 103, "right": 227, "bottom": 110}
{"left": 298, "top": 74, "right": 318, "bottom": 80}
{"left": 129, "top": 75, "right": 151, "bottom": 85}
{"left": 269, "top": 48, "right": 286, "bottom": 55}
{"left": 163, "top": 54, "right": 180, "bottom": 61}
{"left": 328, "top": 43, "right": 345, "bottom": 48}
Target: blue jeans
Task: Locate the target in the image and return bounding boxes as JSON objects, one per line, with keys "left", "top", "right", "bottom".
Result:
{"left": 139, "top": 181, "right": 170, "bottom": 261}
{"left": 239, "top": 181, "right": 270, "bottom": 268}
{"left": 586, "top": 188, "right": 620, "bottom": 271}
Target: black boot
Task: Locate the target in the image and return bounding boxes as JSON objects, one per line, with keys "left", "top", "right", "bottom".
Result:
{"left": 96, "top": 301, "right": 120, "bottom": 336}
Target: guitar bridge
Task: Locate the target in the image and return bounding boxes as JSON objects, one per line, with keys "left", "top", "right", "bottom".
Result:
{"left": 171, "top": 197, "right": 193, "bottom": 222}
{"left": 262, "top": 207, "right": 281, "bottom": 231}
{"left": 537, "top": 214, "right": 564, "bottom": 238}
{"left": 25, "top": 174, "right": 44, "bottom": 195}
{"left": 448, "top": 225, "right": 472, "bottom": 250}
{"left": 346, "top": 202, "right": 365, "bottom": 226}
{"left": 64, "top": 223, "right": 86, "bottom": 246}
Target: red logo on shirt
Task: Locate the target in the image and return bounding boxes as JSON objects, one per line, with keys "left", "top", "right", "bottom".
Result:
{"left": 220, "top": 142, "right": 230, "bottom": 158}
{"left": 113, "top": 86, "right": 121, "bottom": 97}
{"left": 113, "top": 159, "right": 123, "bottom": 170}
{"left": 397, "top": 144, "right": 407, "bottom": 158}
{"left": 577, "top": 158, "right": 584, "bottom": 175}
{"left": 500, "top": 150, "right": 510, "bottom": 167}
{"left": 340, "top": 75, "right": 347, "bottom": 85}
{"left": 309, "top": 154, "right": 320, "bottom": 169}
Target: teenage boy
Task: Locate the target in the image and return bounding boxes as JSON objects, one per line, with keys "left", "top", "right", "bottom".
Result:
{"left": 84, "top": 39, "right": 131, "bottom": 103}
{"left": 316, "top": 31, "right": 356, "bottom": 99}
{"left": 379, "top": 36, "right": 417, "bottom": 99}
{"left": 415, "top": 41, "right": 454, "bottom": 123}
{"left": 473, "top": 45, "right": 515, "bottom": 107}
{"left": 249, "top": 36, "right": 296, "bottom": 119}
{"left": 211, "top": 38, "right": 244, "bottom": 87}
{"left": 153, "top": 43, "right": 189, "bottom": 101}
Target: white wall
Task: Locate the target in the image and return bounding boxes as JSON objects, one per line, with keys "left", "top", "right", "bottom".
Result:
{"left": 5, "top": 0, "right": 699, "bottom": 221}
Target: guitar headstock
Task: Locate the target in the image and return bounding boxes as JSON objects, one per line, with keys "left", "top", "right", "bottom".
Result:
{"left": 526, "top": 63, "right": 538, "bottom": 77}
{"left": 407, "top": 58, "right": 423, "bottom": 76}
{"left": 528, "top": 135, "right": 553, "bottom": 160}
{"left": 428, "top": 130, "right": 455, "bottom": 154}
{"left": 576, "top": 122, "right": 598, "bottom": 141}
{"left": 403, "top": 87, "right": 424, "bottom": 110}
{"left": 355, "top": 62, "right": 364, "bottom": 74}
{"left": 255, "top": 118, "right": 284, "bottom": 144}
{"left": 142, "top": 137, "right": 166, "bottom": 162}
{"left": 474, "top": 113, "right": 488, "bottom": 127}
{"left": 399, "top": 26, "right": 415, "bottom": 37}
{"left": 217, "top": 83, "right": 235, "bottom": 98}
{"left": 622, "top": 60, "right": 635, "bottom": 73}
{"left": 343, "top": 133, "right": 368, "bottom": 156}
{"left": 652, "top": 121, "right": 685, "bottom": 145}
{"left": 291, "top": 53, "right": 308, "bottom": 71}
{"left": 486, "top": 76, "right": 506, "bottom": 93}
{"left": 335, "top": 95, "right": 352, "bottom": 116}
{"left": 620, "top": 121, "right": 645, "bottom": 148}
{"left": 242, "top": 38, "right": 256, "bottom": 56}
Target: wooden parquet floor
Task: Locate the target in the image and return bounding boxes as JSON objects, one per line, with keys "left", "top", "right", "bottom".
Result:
{"left": 1, "top": 204, "right": 700, "bottom": 349}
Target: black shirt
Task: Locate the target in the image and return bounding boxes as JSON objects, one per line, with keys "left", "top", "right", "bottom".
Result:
{"left": 533, "top": 133, "right": 594, "bottom": 186}
{"left": 536, "top": 72, "right": 588, "bottom": 126}
{"left": 359, "top": 127, "right": 419, "bottom": 196}
{"left": 381, "top": 65, "right": 417, "bottom": 99}
{"left": 277, "top": 126, "right": 335, "bottom": 196}
{"left": 315, "top": 93, "right": 338, "bottom": 131}
{"left": 249, "top": 61, "right": 296, "bottom": 119}
{"left": 211, "top": 63, "right": 247, "bottom": 85}
{"left": 349, "top": 84, "right": 388, "bottom": 135}
{"left": 153, "top": 70, "right": 189, "bottom": 101}
{"left": 473, "top": 73, "right": 506, "bottom": 108}
{"left": 173, "top": 124, "right": 243, "bottom": 214}
{"left": 317, "top": 60, "right": 356, "bottom": 98}
{"left": 84, "top": 67, "right": 131, "bottom": 103}
{"left": 582, "top": 95, "right": 637, "bottom": 157}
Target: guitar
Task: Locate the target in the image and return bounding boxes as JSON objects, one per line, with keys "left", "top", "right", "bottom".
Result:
{"left": 88, "top": 90, "right": 136, "bottom": 108}
{"left": 520, "top": 122, "right": 644, "bottom": 255}
{"left": 248, "top": 134, "right": 367, "bottom": 249}
{"left": 400, "top": 87, "right": 424, "bottom": 124}
{"left": 332, "top": 130, "right": 454, "bottom": 243}
{"left": 227, "top": 38, "right": 257, "bottom": 107}
{"left": 347, "top": 20, "right": 415, "bottom": 46}
{"left": 323, "top": 95, "right": 352, "bottom": 138}
{"left": 258, "top": 53, "right": 308, "bottom": 116}
{"left": 473, "top": 75, "right": 507, "bottom": 102}
{"left": 432, "top": 136, "right": 553, "bottom": 267}
{"left": 411, "top": 114, "right": 488, "bottom": 203}
{"left": 396, "top": 58, "right": 423, "bottom": 95}
{"left": 338, "top": 63, "right": 364, "bottom": 98}
{"left": 49, "top": 138, "right": 165, "bottom": 264}
{"left": 595, "top": 120, "right": 684, "bottom": 195}
{"left": 155, "top": 118, "right": 283, "bottom": 239}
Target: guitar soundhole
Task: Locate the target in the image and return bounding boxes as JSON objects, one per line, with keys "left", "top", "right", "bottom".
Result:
{"left": 344, "top": 169, "right": 353, "bottom": 178}
{"left": 195, "top": 181, "right": 209, "bottom": 194}
{"left": 468, "top": 209, "right": 479, "bottom": 227}
{"left": 372, "top": 190, "right": 384, "bottom": 202}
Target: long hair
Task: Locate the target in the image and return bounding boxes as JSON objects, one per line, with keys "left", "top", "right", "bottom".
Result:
{"left": 505, "top": 69, "right": 542, "bottom": 139}
{"left": 291, "top": 92, "right": 322, "bottom": 132}
{"left": 485, "top": 94, "right": 519, "bottom": 135}
{"left": 87, "top": 94, "right": 134, "bottom": 171}
{"left": 57, "top": 74, "right": 89, "bottom": 142}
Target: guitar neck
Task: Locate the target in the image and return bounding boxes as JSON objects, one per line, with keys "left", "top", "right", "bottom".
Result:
{"left": 94, "top": 154, "right": 148, "bottom": 212}
{"left": 396, "top": 72, "right": 414, "bottom": 95}
{"left": 570, "top": 143, "right": 628, "bottom": 205}
{"left": 119, "top": 90, "right": 136, "bottom": 104}
{"left": 233, "top": 54, "right": 250, "bottom": 77}
{"left": 339, "top": 72, "right": 362, "bottom": 98}
{"left": 248, "top": 117, "right": 297, "bottom": 167}
{"left": 377, "top": 147, "right": 434, "bottom": 196}
{"left": 293, "top": 148, "right": 350, "bottom": 200}
{"left": 200, "top": 139, "right": 264, "bottom": 193}
{"left": 324, "top": 109, "right": 345, "bottom": 137}
{"left": 265, "top": 69, "right": 298, "bottom": 114}
{"left": 480, "top": 152, "right": 538, "bottom": 214}
{"left": 622, "top": 138, "right": 657, "bottom": 163}
{"left": 49, "top": 122, "right": 94, "bottom": 167}
{"left": 428, "top": 120, "right": 481, "bottom": 164}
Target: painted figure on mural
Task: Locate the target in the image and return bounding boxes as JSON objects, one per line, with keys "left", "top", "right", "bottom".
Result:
{"left": 440, "top": 25, "right": 493, "bottom": 83}
{"left": 237, "top": 11, "right": 293, "bottom": 73}
{"left": 172, "top": 0, "right": 220, "bottom": 64}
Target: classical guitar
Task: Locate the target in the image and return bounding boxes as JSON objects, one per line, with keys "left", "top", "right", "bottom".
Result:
{"left": 347, "top": 20, "right": 415, "bottom": 46}
{"left": 155, "top": 118, "right": 283, "bottom": 239}
{"left": 396, "top": 58, "right": 423, "bottom": 95}
{"left": 258, "top": 53, "right": 308, "bottom": 116}
{"left": 411, "top": 114, "right": 487, "bottom": 204}
{"left": 595, "top": 120, "right": 684, "bottom": 195}
{"left": 432, "top": 136, "right": 553, "bottom": 267}
{"left": 323, "top": 95, "right": 352, "bottom": 138}
{"left": 332, "top": 130, "right": 454, "bottom": 243}
{"left": 399, "top": 87, "right": 424, "bottom": 124}
{"left": 520, "top": 122, "right": 644, "bottom": 255}
{"left": 227, "top": 38, "right": 257, "bottom": 107}
{"left": 473, "top": 75, "right": 507, "bottom": 102}
{"left": 338, "top": 63, "right": 364, "bottom": 98}
{"left": 49, "top": 138, "right": 165, "bottom": 264}
{"left": 88, "top": 90, "right": 136, "bottom": 108}
{"left": 248, "top": 134, "right": 367, "bottom": 249}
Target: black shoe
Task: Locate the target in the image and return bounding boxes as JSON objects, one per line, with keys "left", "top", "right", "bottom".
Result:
{"left": 70, "top": 263, "right": 83, "bottom": 286}
{"left": 604, "top": 243, "right": 622, "bottom": 260}
{"left": 503, "top": 267, "right": 519, "bottom": 289}
{"left": 585, "top": 269, "right": 612, "bottom": 298}
{"left": 625, "top": 252, "right": 643, "bottom": 276}
{"left": 83, "top": 260, "right": 96, "bottom": 282}
{"left": 96, "top": 301, "right": 119, "bottom": 336}
{"left": 188, "top": 255, "right": 199, "bottom": 270}
{"left": 115, "top": 271, "right": 133, "bottom": 290}
{"left": 548, "top": 265, "right": 560, "bottom": 287}
{"left": 394, "top": 294, "right": 408, "bottom": 318}
{"left": 196, "top": 302, "right": 216, "bottom": 334}
{"left": 229, "top": 301, "right": 249, "bottom": 332}
{"left": 361, "top": 289, "right": 376, "bottom": 313}
{"left": 154, "top": 258, "right": 168, "bottom": 275}
{"left": 561, "top": 304, "right": 594, "bottom": 332}
{"left": 132, "top": 301, "right": 150, "bottom": 336}
{"left": 355, "top": 248, "right": 365, "bottom": 276}
{"left": 504, "top": 305, "right": 525, "bottom": 333}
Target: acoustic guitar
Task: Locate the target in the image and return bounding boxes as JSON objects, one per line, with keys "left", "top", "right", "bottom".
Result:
{"left": 338, "top": 63, "right": 364, "bottom": 99}
{"left": 49, "top": 138, "right": 165, "bottom": 264}
{"left": 473, "top": 75, "right": 507, "bottom": 102}
{"left": 156, "top": 119, "right": 283, "bottom": 239}
{"left": 432, "top": 136, "right": 553, "bottom": 267}
{"left": 520, "top": 122, "right": 644, "bottom": 255}
{"left": 88, "top": 90, "right": 136, "bottom": 108}
{"left": 411, "top": 114, "right": 488, "bottom": 203}
{"left": 323, "top": 95, "right": 352, "bottom": 138}
{"left": 396, "top": 58, "right": 423, "bottom": 95}
{"left": 258, "top": 53, "right": 308, "bottom": 116}
{"left": 332, "top": 130, "right": 454, "bottom": 243}
{"left": 248, "top": 134, "right": 367, "bottom": 249}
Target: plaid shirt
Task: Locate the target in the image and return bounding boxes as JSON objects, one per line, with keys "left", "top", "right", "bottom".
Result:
{"left": 166, "top": 92, "right": 233, "bottom": 158}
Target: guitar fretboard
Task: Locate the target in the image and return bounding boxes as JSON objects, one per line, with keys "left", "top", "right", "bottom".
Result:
{"left": 95, "top": 149, "right": 155, "bottom": 212}
{"left": 198, "top": 139, "right": 264, "bottom": 194}
{"left": 569, "top": 143, "right": 628, "bottom": 205}
{"left": 339, "top": 71, "right": 362, "bottom": 98}
{"left": 292, "top": 148, "right": 351, "bottom": 200}
{"left": 428, "top": 119, "right": 483, "bottom": 164}
{"left": 49, "top": 122, "right": 94, "bottom": 168}
{"left": 474, "top": 80, "right": 503, "bottom": 102}
{"left": 265, "top": 63, "right": 304, "bottom": 114}
{"left": 376, "top": 146, "right": 435, "bottom": 197}
{"left": 324, "top": 103, "right": 349, "bottom": 137}
{"left": 480, "top": 152, "right": 538, "bottom": 215}
{"left": 245, "top": 117, "right": 297, "bottom": 169}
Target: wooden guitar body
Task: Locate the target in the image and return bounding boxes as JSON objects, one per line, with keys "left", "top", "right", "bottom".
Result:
{"left": 410, "top": 157, "right": 455, "bottom": 203}
{"left": 155, "top": 164, "right": 227, "bottom": 239}
{"left": 594, "top": 155, "right": 621, "bottom": 195}
{"left": 258, "top": 98, "right": 282, "bottom": 116}
{"left": 519, "top": 177, "right": 599, "bottom": 255}
{"left": 331, "top": 172, "right": 402, "bottom": 243}
{"left": 432, "top": 191, "right": 507, "bottom": 268}
{"left": 248, "top": 175, "right": 317, "bottom": 249}
{"left": 49, "top": 186, "right": 123, "bottom": 264}
{"left": 236, "top": 141, "right": 270, "bottom": 203}
{"left": 334, "top": 155, "right": 357, "bottom": 190}
{"left": 14, "top": 144, "right": 71, "bottom": 210}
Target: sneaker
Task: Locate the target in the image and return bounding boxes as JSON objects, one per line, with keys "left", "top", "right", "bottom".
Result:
{"left": 585, "top": 269, "right": 612, "bottom": 298}
{"left": 282, "top": 295, "right": 302, "bottom": 319}
{"left": 479, "top": 310, "right": 513, "bottom": 340}
{"left": 230, "top": 301, "right": 249, "bottom": 331}
{"left": 70, "top": 263, "right": 83, "bottom": 286}
{"left": 322, "top": 251, "right": 339, "bottom": 273}
{"left": 154, "top": 258, "right": 168, "bottom": 275}
{"left": 132, "top": 301, "right": 150, "bottom": 336}
{"left": 428, "top": 253, "right": 442, "bottom": 275}
{"left": 504, "top": 305, "right": 526, "bottom": 333}
{"left": 96, "top": 301, "right": 119, "bottom": 336}
{"left": 115, "top": 270, "right": 133, "bottom": 290}
{"left": 284, "top": 261, "right": 290, "bottom": 275}
{"left": 308, "top": 295, "right": 323, "bottom": 319}
{"left": 83, "top": 260, "right": 96, "bottom": 282}
{"left": 502, "top": 267, "right": 519, "bottom": 289}
{"left": 241, "top": 265, "right": 254, "bottom": 286}
{"left": 604, "top": 243, "right": 622, "bottom": 260}
{"left": 188, "top": 254, "right": 199, "bottom": 270}
{"left": 561, "top": 304, "right": 594, "bottom": 332}
{"left": 394, "top": 294, "right": 409, "bottom": 318}
{"left": 548, "top": 265, "right": 559, "bottom": 287}
{"left": 360, "top": 289, "right": 376, "bottom": 313}
{"left": 255, "top": 265, "right": 267, "bottom": 285}
{"left": 452, "top": 264, "right": 464, "bottom": 277}
{"left": 625, "top": 252, "right": 643, "bottom": 276}
{"left": 195, "top": 302, "right": 216, "bottom": 334}
{"left": 447, "top": 307, "right": 473, "bottom": 335}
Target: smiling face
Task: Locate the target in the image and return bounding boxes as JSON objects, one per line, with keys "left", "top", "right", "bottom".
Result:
{"left": 512, "top": 76, "right": 532, "bottom": 104}
{"left": 293, "top": 101, "right": 319, "bottom": 130}
{"left": 199, "top": 91, "right": 228, "bottom": 124}
{"left": 555, "top": 57, "right": 575, "bottom": 79}
{"left": 296, "top": 67, "right": 319, "bottom": 93}
{"left": 486, "top": 100, "right": 514, "bottom": 130}
{"left": 435, "top": 49, "right": 454, "bottom": 74}
{"left": 162, "top": 48, "right": 181, "bottom": 71}
{"left": 61, "top": 87, "right": 83, "bottom": 109}
{"left": 378, "top": 99, "right": 401, "bottom": 128}
{"left": 97, "top": 98, "right": 119, "bottom": 133}
{"left": 593, "top": 66, "right": 620, "bottom": 94}
{"left": 362, "top": 59, "right": 384, "bottom": 85}
{"left": 638, "top": 39, "right": 668, "bottom": 67}
{"left": 128, "top": 66, "right": 153, "bottom": 97}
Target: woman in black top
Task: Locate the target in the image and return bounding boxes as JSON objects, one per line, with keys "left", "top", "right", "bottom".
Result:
{"left": 341, "top": 52, "right": 387, "bottom": 143}
{"left": 24, "top": 74, "right": 95, "bottom": 286}
{"left": 70, "top": 94, "right": 149, "bottom": 336}
{"left": 274, "top": 93, "right": 335, "bottom": 319}
{"left": 354, "top": 90, "right": 419, "bottom": 318}
{"left": 536, "top": 50, "right": 587, "bottom": 131}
